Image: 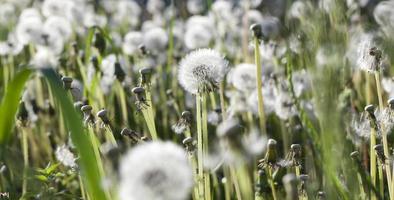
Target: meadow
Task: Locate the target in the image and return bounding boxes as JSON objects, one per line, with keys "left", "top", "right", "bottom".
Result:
{"left": 1, "top": 0, "right": 394, "bottom": 199}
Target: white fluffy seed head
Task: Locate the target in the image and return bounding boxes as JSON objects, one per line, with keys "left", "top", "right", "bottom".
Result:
{"left": 184, "top": 25, "right": 213, "bottom": 50}
{"left": 178, "top": 48, "right": 229, "bottom": 94}
{"left": 374, "top": 1, "right": 394, "bottom": 36}
{"left": 122, "top": 31, "right": 143, "bottom": 55}
{"left": 143, "top": 27, "right": 168, "bottom": 53}
{"left": 119, "top": 141, "right": 193, "bottom": 200}
{"left": 357, "top": 34, "right": 380, "bottom": 73}
{"left": 230, "top": 63, "right": 258, "bottom": 92}
{"left": 55, "top": 145, "right": 76, "bottom": 168}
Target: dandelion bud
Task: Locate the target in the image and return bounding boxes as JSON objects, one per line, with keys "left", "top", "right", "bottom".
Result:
{"left": 317, "top": 191, "right": 326, "bottom": 200}
{"left": 364, "top": 104, "right": 375, "bottom": 114}
{"left": 350, "top": 151, "right": 360, "bottom": 160}
{"left": 388, "top": 98, "right": 394, "bottom": 109}
{"left": 139, "top": 67, "right": 153, "bottom": 86}
{"left": 264, "top": 139, "right": 278, "bottom": 165}
{"left": 61, "top": 76, "right": 73, "bottom": 90}
{"left": 172, "top": 111, "right": 193, "bottom": 135}
{"left": 81, "top": 105, "right": 94, "bottom": 124}
{"left": 90, "top": 56, "right": 99, "bottom": 69}
{"left": 182, "top": 137, "right": 195, "bottom": 152}
{"left": 73, "top": 101, "right": 84, "bottom": 111}
{"left": 17, "top": 101, "right": 28, "bottom": 124}
{"left": 132, "top": 87, "right": 145, "bottom": 100}
{"left": 114, "top": 61, "right": 126, "bottom": 82}
{"left": 71, "top": 41, "right": 78, "bottom": 54}
{"left": 138, "top": 44, "right": 148, "bottom": 55}
{"left": 121, "top": 128, "right": 140, "bottom": 143}
{"left": 250, "top": 23, "right": 263, "bottom": 39}
{"left": 97, "top": 109, "right": 110, "bottom": 124}
{"left": 93, "top": 30, "right": 106, "bottom": 54}
{"left": 290, "top": 144, "right": 301, "bottom": 156}
{"left": 299, "top": 174, "right": 309, "bottom": 182}
{"left": 282, "top": 173, "right": 298, "bottom": 200}
{"left": 374, "top": 144, "right": 385, "bottom": 163}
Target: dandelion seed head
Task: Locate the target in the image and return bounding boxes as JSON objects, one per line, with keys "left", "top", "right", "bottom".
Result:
{"left": 230, "top": 63, "right": 258, "bottom": 92}
{"left": 44, "top": 16, "right": 72, "bottom": 41}
{"left": 122, "top": 31, "right": 143, "bottom": 55}
{"left": 16, "top": 17, "right": 43, "bottom": 45}
{"left": 184, "top": 25, "right": 213, "bottom": 50}
{"left": 382, "top": 77, "right": 394, "bottom": 99}
{"left": 187, "top": 0, "right": 205, "bottom": 14}
{"left": 0, "top": 3, "right": 16, "bottom": 25}
{"left": 357, "top": 34, "right": 381, "bottom": 73}
{"left": 113, "top": 0, "right": 141, "bottom": 27}
{"left": 31, "top": 47, "right": 58, "bottom": 69}
{"left": 42, "top": 0, "right": 73, "bottom": 18}
{"left": 288, "top": 1, "right": 309, "bottom": 19}
{"left": 178, "top": 48, "right": 229, "bottom": 94}
{"left": 119, "top": 141, "right": 193, "bottom": 200}
{"left": 292, "top": 69, "right": 311, "bottom": 97}
{"left": 374, "top": 1, "right": 394, "bottom": 36}
{"left": 143, "top": 27, "right": 168, "bottom": 53}
{"left": 55, "top": 145, "right": 76, "bottom": 168}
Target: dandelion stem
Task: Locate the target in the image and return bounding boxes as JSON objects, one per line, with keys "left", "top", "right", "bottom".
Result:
{"left": 378, "top": 163, "right": 384, "bottom": 198}
{"left": 253, "top": 37, "right": 266, "bottom": 135}
{"left": 219, "top": 82, "right": 227, "bottom": 120}
{"left": 196, "top": 94, "right": 205, "bottom": 199}
{"left": 374, "top": 71, "right": 393, "bottom": 198}
{"left": 21, "top": 127, "right": 29, "bottom": 198}
{"left": 370, "top": 127, "right": 377, "bottom": 200}
{"left": 201, "top": 94, "right": 211, "bottom": 200}
{"left": 268, "top": 167, "right": 278, "bottom": 200}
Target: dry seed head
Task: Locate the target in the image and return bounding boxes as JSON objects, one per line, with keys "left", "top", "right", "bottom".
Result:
{"left": 81, "top": 105, "right": 92, "bottom": 113}
{"left": 139, "top": 67, "right": 153, "bottom": 85}
{"left": 114, "top": 61, "right": 126, "bottom": 82}
{"left": 388, "top": 98, "right": 394, "bottom": 109}
{"left": 250, "top": 23, "right": 263, "bottom": 39}
{"left": 364, "top": 104, "right": 375, "bottom": 114}
{"left": 350, "top": 151, "right": 360, "bottom": 160}
{"left": 73, "top": 101, "right": 84, "bottom": 111}
{"left": 268, "top": 139, "right": 277, "bottom": 149}
{"left": 97, "top": 109, "right": 110, "bottom": 124}
{"left": 61, "top": 76, "right": 73, "bottom": 90}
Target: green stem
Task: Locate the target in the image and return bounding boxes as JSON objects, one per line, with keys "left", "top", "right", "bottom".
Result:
{"left": 268, "top": 167, "right": 278, "bottom": 200}
{"left": 196, "top": 94, "right": 204, "bottom": 199}
{"left": 371, "top": 128, "right": 377, "bottom": 200}
{"left": 201, "top": 94, "right": 211, "bottom": 200}
{"left": 21, "top": 127, "right": 29, "bottom": 199}
{"left": 253, "top": 37, "right": 266, "bottom": 135}
{"left": 219, "top": 82, "right": 227, "bottom": 120}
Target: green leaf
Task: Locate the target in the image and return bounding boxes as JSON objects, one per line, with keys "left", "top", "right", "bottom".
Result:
{"left": 0, "top": 69, "right": 32, "bottom": 144}
{"left": 41, "top": 68, "right": 107, "bottom": 200}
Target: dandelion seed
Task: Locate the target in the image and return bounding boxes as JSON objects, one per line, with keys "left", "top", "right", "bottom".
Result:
{"left": 119, "top": 141, "right": 193, "bottom": 200}
{"left": 55, "top": 145, "right": 77, "bottom": 168}
{"left": 172, "top": 111, "right": 192, "bottom": 135}
{"left": 178, "top": 48, "right": 229, "bottom": 94}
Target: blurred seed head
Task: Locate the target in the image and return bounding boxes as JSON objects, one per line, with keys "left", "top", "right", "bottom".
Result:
{"left": 282, "top": 173, "right": 298, "bottom": 200}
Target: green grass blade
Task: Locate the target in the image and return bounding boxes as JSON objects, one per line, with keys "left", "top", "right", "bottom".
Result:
{"left": 41, "top": 68, "right": 107, "bottom": 200}
{"left": 0, "top": 68, "right": 32, "bottom": 144}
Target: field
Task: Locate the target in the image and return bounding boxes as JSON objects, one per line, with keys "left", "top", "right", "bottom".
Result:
{"left": 1, "top": 0, "right": 394, "bottom": 199}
